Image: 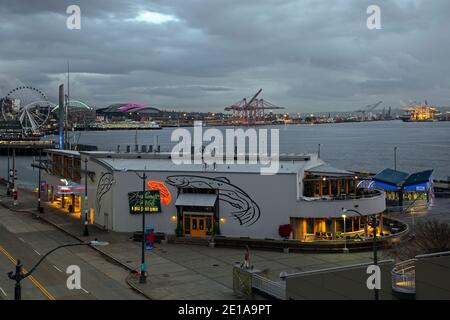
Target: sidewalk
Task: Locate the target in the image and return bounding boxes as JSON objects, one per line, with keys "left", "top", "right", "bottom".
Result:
{"left": 0, "top": 186, "right": 237, "bottom": 299}
{"left": 0, "top": 186, "right": 381, "bottom": 300}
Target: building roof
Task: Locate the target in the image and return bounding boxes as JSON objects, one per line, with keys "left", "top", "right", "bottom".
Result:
{"left": 306, "top": 164, "right": 354, "bottom": 176}
{"left": 372, "top": 168, "right": 409, "bottom": 186}
{"left": 44, "top": 149, "right": 81, "bottom": 157}
{"left": 97, "top": 156, "right": 310, "bottom": 174}
{"left": 175, "top": 193, "right": 217, "bottom": 207}
{"left": 404, "top": 170, "right": 433, "bottom": 186}
{"left": 96, "top": 103, "right": 161, "bottom": 114}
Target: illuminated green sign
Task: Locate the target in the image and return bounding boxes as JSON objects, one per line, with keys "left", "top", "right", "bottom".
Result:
{"left": 128, "top": 190, "right": 161, "bottom": 214}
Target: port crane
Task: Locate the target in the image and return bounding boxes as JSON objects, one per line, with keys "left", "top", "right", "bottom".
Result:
{"left": 355, "top": 101, "right": 382, "bottom": 121}
{"left": 224, "top": 89, "right": 285, "bottom": 125}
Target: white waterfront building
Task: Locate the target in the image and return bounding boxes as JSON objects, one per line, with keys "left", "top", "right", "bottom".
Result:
{"left": 42, "top": 150, "right": 386, "bottom": 241}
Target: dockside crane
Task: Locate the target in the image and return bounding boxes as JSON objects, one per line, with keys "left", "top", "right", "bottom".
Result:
{"left": 355, "top": 101, "right": 382, "bottom": 121}
{"left": 224, "top": 89, "right": 285, "bottom": 125}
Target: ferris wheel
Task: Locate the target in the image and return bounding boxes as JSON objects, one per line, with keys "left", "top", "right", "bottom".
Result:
{"left": 1, "top": 86, "right": 54, "bottom": 134}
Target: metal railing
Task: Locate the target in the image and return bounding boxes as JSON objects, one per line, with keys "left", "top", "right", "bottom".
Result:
{"left": 302, "top": 189, "right": 383, "bottom": 201}
{"left": 391, "top": 259, "right": 416, "bottom": 294}
{"left": 251, "top": 273, "right": 286, "bottom": 300}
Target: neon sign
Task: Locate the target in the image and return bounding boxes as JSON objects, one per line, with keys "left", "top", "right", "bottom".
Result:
{"left": 128, "top": 190, "right": 161, "bottom": 214}
{"left": 147, "top": 180, "right": 172, "bottom": 206}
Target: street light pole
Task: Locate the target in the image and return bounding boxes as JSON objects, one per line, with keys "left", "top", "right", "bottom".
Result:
{"left": 37, "top": 148, "right": 43, "bottom": 213}
{"left": 342, "top": 214, "right": 348, "bottom": 253}
{"left": 140, "top": 171, "right": 147, "bottom": 284}
{"left": 12, "top": 148, "right": 17, "bottom": 205}
{"left": 6, "top": 146, "right": 10, "bottom": 195}
{"left": 371, "top": 214, "right": 379, "bottom": 300}
{"left": 83, "top": 158, "right": 89, "bottom": 237}
{"left": 342, "top": 208, "right": 379, "bottom": 301}
{"left": 8, "top": 240, "right": 108, "bottom": 300}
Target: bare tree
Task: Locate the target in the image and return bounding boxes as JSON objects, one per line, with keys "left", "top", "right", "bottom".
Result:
{"left": 388, "top": 219, "right": 450, "bottom": 261}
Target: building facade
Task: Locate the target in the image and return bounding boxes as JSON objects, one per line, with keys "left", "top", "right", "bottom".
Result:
{"left": 42, "top": 150, "right": 387, "bottom": 241}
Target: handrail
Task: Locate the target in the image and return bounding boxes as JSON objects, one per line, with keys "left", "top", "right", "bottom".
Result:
{"left": 416, "top": 250, "right": 450, "bottom": 259}
{"left": 282, "top": 259, "right": 394, "bottom": 278}
{"left": 252, "top": 273, "right": 286, "bottom": 300}
{"left": 302, "top": 190, "right": 383, "bottom": 202}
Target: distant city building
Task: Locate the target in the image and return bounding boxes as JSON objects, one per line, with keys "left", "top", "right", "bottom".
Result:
{"left": 96, "top": 103, "right": 161, "bottom": 121}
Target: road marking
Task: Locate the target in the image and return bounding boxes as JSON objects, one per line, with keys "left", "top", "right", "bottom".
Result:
{"left": 0, "top": 245, "right": 55, "bottom": 300}
{"left": 33, "top": 249, "right": 41, "bottom": 256}
{"left": 53, "top": 265, "right": 63, "bottom": 273}
{"left": 18, "top": 237, "right": 25, "bottom": 243}
{"left": 80, "top": 287, "right": 89, "bottom": 294}
{"left": 0, "top": 287, "right": 6, "bottom": 297}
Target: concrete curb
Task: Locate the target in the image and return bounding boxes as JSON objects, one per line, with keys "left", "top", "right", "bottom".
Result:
{"left": 0, "top": 200, "right": 154, "bottom": 300}
{"left": 125, "top": 274, "right": 154, "bottom": 300}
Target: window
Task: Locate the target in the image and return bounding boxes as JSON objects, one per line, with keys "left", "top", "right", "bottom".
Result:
{"left": 306, "top": 218, "right": 314, "bottom": 234}
{"left": 184, "top": 215, "right": 190, "bottom": 234}
{"left": 325, "top": 219, "right": 333, "bottom": 233}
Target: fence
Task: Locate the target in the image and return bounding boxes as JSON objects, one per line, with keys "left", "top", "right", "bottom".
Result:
{"left": 391, "top": 259, "right": 416, "bottom": 294}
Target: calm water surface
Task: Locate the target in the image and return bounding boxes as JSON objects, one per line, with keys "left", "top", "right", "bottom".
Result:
{"left": 2, "top": 120, "right": 449, "bottom": 188}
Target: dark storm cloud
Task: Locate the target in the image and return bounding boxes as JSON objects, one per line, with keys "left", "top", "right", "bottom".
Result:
{"left": 0, "top": 0, "right": 449, "bottom": 112}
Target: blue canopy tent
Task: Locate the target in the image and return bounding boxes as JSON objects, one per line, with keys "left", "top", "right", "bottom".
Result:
{"left": 371, "top": 168, "right": 433, "bottom": 208}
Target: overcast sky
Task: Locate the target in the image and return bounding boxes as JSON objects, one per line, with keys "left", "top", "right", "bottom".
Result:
{"left": 0, "top": 0, "right": 449, "bottom": 112}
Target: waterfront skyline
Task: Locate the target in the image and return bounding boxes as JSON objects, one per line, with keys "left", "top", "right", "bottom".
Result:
{"left": 1, "top": 0, "right": 450, "bottom": 112}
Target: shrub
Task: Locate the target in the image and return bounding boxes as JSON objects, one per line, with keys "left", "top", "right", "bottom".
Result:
{"left": 278, "top": 224, "right": 293, "bottom": 238}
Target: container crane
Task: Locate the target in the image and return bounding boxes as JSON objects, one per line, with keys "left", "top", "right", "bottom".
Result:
{"left": 224, "top": 89, "right": 285, "bottom": 125}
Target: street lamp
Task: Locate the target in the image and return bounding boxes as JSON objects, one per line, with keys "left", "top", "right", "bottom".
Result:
{"left": 341, "top": 214, "right": 348, "bottom": 253}
{"left": 83, "top": 158, "right": 89, "bottom": 237}
{"left": 8, "top": 240, "right": 108, "bottom": 300}
{"left": 128, "top": 170, "right": 148, "bottom": 284}
{"left": 342, "top": 207, "right": 379, "bottom": 301}
{"left": 37, "top": 148, "right": 44, "bottom": 213}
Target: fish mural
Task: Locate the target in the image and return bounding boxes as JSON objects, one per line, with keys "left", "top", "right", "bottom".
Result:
{"left": 96, "top": 172, "right": 114, "bottom": 215}
{"left": 165, "top": 175, "right": 261, "bottom": 226}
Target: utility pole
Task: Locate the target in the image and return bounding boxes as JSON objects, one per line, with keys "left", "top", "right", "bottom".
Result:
{"left": 59, "top": 84, "right": 65, "bottom": 150}
{"left": 83, "top": 158, "right": 89, "bottom": 236}
{"left": 6, "top": 146, "right": 10, "bottom": 195}
{"left": 12, "top": 148, "right": 17, "bottom": 205}
{"left": 372, "top": 214, "right": 379, "bottom": 301}
{"left": 140, "top": 171, "right": 147, "bottom": 284}
{"left": 37, "top": 148, "right": 43, "bottom": 213}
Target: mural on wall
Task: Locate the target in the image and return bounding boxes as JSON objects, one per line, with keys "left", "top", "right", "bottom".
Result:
{"left": 165, "top": 175, "right": 261, "bottom": 226}
{"left": 96, "top": 172, "right": 114, "bottom": 215}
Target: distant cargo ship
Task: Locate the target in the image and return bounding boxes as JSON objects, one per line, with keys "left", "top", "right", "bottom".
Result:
{"left": 88, "top": 120, "right": 162, "bottom": 130}
{"left": 400, "top": 103, "right": 439, "bottom": 122}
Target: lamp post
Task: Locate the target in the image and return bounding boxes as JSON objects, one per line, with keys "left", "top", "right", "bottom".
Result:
{"left": 140, "top": 171, "right": 147, "bottom": 284}
{"left": 6, "top": 146, "right": 10, "bottom": 195}
{"left": 341, "top": 214, "right": 348, "bottom": 253}
{"left": 37, "top": 148, "right": 43, "bottom": 213}
{"left": 342, "top": 207, "right": 379, "bottom": 301}
{"left": 8, "top": 240, "right": 108, "bottom": 300}
{"left": 83, "top": 158, "right": 89, "bottom": 237}
{"left": 12, "top": 148, "right": 17, "bottom": 205}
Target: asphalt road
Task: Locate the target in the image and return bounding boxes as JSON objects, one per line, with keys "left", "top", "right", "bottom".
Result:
{"left": 0, "top": 201, "right": 144, "bottom": 300}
